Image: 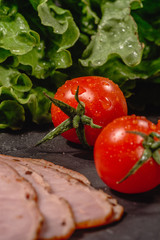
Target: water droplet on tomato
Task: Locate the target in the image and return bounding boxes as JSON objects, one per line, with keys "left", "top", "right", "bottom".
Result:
{"left": 60, "top": 92, "right": 65, "bottom": 97}
{"left": 99, "top": 97, "right": 112, "bottom": 109}
{"left": 102, "top": 81, "right": 112, "bottom": 92}
{"left": 150, "top": 124, "right": 156, "bottom": 131}
{"left": 132, "top": 120, "right": 138, "bottom": 125}
{"left": 71, "top": 86, "right": 86, "bottom": 95}
{"left": 116, "top": 96, "right": 119, "bottom": 102}
{"left": 86, "top": 78, "right": 92, "bottom": 82}
{"left": 102, "top": 81, "right": 110, "bottom": 86}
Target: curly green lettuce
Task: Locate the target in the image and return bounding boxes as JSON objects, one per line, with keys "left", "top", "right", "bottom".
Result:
{"left": 0, "top": 0, "right": 79, "bottom": 129}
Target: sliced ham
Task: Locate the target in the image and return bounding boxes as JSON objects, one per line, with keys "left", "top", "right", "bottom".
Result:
{"left": 0, "top": 161, "right": 43, "bottom": 240}
{"left": 32, "top": 159, "right": 91, "bottom": 185}
{"left": 0, "top": 154, "right": 124, "bottom": 229}
{"left": 0, "top": 158, "right": 75, "bottom": 240}
{"left": 0, "top": 154, "right": 90, "bottom": 185}
{"left": 23, "top": 158, "right": 123, "bottom": 221}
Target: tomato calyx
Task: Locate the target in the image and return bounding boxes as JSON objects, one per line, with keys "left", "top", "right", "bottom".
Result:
{"left": 118, "top": 131, "right": 160, "bottom": 184}
{"left": 36, "top": 87, "right": 102, "bottom": 148}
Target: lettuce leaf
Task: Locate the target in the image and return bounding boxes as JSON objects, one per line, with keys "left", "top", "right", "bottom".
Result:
{"left": 27, "top": 87, "right": 54, "bottom": 124}
{"left": 0, "top": 66, "right": 32, "bottom": 92}
{"left": 0, "top": 6, "right": 39, "bottom": 55}
{"left": 80, "top": 0, "right": 144, "bottom": 67}
{"left": 0, "top": 48, "right": 11, "bottom": 63}
{"left": 17, "top": 42, "right": 55, "bottom": 79}
{"left": 57, "top": 0, "right": 100, "bottom": 36}
{"left": 0, "top": 100, "right": 25, "bottom": 130}
{"left": 0, "top": 0, "right": 79, "bottom": 129}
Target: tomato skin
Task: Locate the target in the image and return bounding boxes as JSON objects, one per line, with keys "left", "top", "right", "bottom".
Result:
{"left": 94, "top": 115, "right": 160, "bottom": 194}
{"left": 51, "top": 76, "right": 127, "bottom": 146}
{"left": 157, "top": 120, "right": 160, "bottom": 133}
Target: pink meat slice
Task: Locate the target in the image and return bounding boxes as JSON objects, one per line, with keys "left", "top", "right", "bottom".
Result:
{"left": 0, "top": 154, "right": 124, "bottom": 229}
{"left": 22, "top": 157, "right": 124, "bottom": 222}
{"left": 0, "top": 159, "right": 75, "bottom": 240}
{"left": 32, "top": 158, "right": 90, "bottom": 185}
{"left": 0, "top": 154, "right": 90, "bottom": 185}
{"left": 0, "top": 161, "right": 43, "bottom": 240}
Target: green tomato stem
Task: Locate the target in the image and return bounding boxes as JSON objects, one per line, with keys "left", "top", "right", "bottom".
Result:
{"left": 43, "top": 92, "right": 76, "bottom": 117}
{"left": 81, "top": 115, "right": 102, "bottom": 129}
{"left": 152, "top": 149, "right": 160, "bottom": 165}
{"left": 76, "top": 123, "right": 90, "bottom": 149}
{"left": 118, "top": 131, "right": 160, "bottom": 184}
{"left": 117, "top": 148, "right": 152, "bottom": 184}
{"left": 36, "top": 87, "right": 102, "bottom": 148}
{"left": 36, "top": 118, "right": 73, "bottom": 146}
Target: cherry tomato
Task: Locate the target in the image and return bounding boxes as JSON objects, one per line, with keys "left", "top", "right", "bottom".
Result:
{"left": 51, "top": 76, "right": 127, "bottom": 146}
{"left": 94, "top": 115, "right": 160, "bottom": 193}
{"left": 157, "top": 120, "right": 160, "bottom": 133}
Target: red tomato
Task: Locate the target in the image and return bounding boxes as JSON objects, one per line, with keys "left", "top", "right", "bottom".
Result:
{"left": 94, "top": 115, "right": 160, "bottom": 193}
{"left": 157, "top": 120, "right": 160, "bottom": 133}
{"left": 51, "top": 76, "right": 127, "bottom": 146}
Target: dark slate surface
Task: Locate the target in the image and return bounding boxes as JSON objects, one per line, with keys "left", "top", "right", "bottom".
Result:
{"left": 0, "top": 116, "right": 160, "bottom": 240}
